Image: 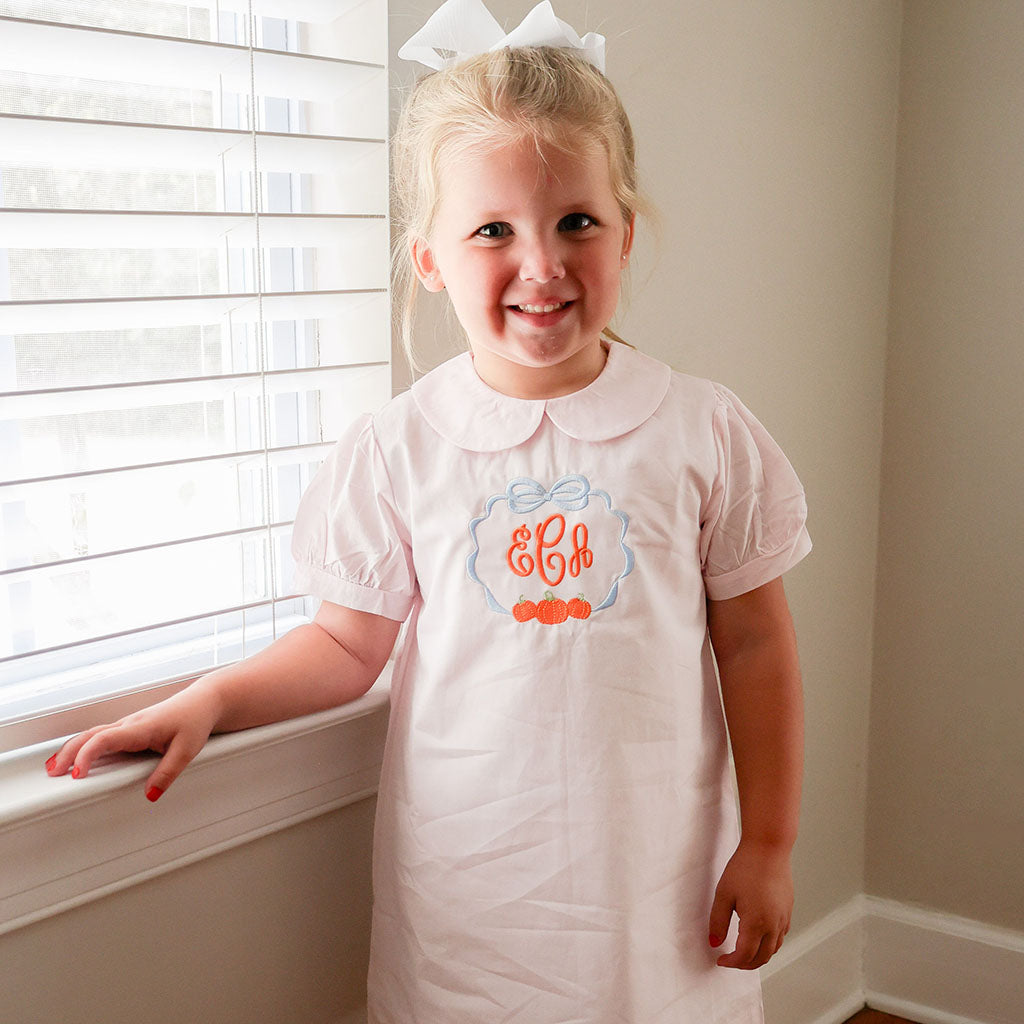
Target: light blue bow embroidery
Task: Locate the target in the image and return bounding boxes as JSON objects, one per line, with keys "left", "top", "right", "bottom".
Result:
{"left": 506, "top": 474, "right": 591, "bottom": 514}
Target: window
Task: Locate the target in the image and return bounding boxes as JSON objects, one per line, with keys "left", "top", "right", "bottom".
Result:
{"left": 0, "top": 0, "right": 390, "bottom": 751}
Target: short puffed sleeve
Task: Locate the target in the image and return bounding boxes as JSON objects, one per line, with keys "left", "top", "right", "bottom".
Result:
{"left": 291, "top": 415, "right": 416, "bottom": 621}
{"left": 699, "top": 385, "right": 811, "bottom": 601}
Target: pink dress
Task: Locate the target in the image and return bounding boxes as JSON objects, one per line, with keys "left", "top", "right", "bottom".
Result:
{"left": 292, "top": 343, "right": 810, "bottom": 1023}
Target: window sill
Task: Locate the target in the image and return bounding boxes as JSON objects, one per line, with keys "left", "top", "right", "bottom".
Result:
{"left": 0, "top": 671, "right": 390, "bottom": 938}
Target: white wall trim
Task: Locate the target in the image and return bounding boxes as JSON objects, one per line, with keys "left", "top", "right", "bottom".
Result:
{"left": 0, "top": 674, "right": 390, "bottom": 937}
{"left": 760, "top": 894, "right": 865, "bottom": 1024}
{"left": 863, "top": 896, "right": 1024, "bottom": 1024}
{"left": 762, "top": 895, "right": 1024, "bottom": 1024}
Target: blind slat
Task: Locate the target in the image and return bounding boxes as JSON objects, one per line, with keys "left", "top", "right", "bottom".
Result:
{"left": 2, "top": 595, "right": 307, "bottom": 667}
{"left": 0, "top": 599, "right": 308, "bottom": 711}
{"left": 223, "top": 0, "right": 366, "bottom": 23}
{"left": 0, "top": 113, "right": 386, "bottom": 174}
{"left": 3, "top": 361, "right": 387, "bottom": 417}
{"left": 4, "top": 363, "right": 391, "bottom": 482}
{"left": 0, "top": 16, "right": 383, "bottom": 96}
{"left": 1, "top": 519, "right": 297, "bottom": 580}
{"left": 0, "top": 441, "right": 335, "bottom": 500}
{"left": 0, "top": 209, "right": 384, "bottom": 247}
{"left": 2, "top": 448, "right": 330, "bottom": 567}
{"left": 0, "top": 1, "right": 383, "bottom": 61}
{"left": 2, "top": 516, "right": 306, "bottom": 660}
{"left": 0, "top": 288, "right": 388, "bottom": 333}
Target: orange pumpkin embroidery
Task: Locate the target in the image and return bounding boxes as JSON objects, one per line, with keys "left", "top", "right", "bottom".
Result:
{"left": 536, "top": 591, "right": 569, "bottom": 625}
{"left": 567, "top": 595, "right": 592, "bottom": 620}
{"left": 513, "top": 596, "right": 537, "bottom": 622}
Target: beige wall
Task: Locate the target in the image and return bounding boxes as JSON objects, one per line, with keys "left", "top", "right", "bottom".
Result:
{"left": 0, "top": 798, "right": 376, "bottom": 1024}
{"left": 611, "top": 0, "right": 901, "bottom": 930}
{"left": 867, "top": 0, "right": 1024, "bottom": 932}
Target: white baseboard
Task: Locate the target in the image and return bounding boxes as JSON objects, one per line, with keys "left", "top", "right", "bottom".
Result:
{"left": 762, "top": 894, "right": 1024, "bottom": 1024}
{"left": 863, "top": 896, "right": 1024, "bottom": 1024}
{"left": 761, "top": 894, "right": 865, "bottom": 1024}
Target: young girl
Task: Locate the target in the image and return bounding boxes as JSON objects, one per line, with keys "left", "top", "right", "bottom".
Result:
{"left": 47, "top": 3, "right": 809, "bottom": 1020}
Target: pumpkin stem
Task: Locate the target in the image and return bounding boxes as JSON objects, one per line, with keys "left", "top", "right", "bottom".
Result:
{"left": 544, "top": 590, "right": 555, "bottom": 601}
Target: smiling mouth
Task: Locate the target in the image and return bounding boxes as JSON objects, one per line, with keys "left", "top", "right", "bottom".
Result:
{"left": 511, "top": 301, "right": 571, "bottom": 314}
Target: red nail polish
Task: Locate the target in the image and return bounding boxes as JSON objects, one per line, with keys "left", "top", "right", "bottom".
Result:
{"left": 71, "top": 765, "right": 82, "bottom": 779}
{"left": 45, "top": 755, "right": 57, "bottom": 772}
{"left": 146, "top": 786, "right": 165, "bottom": 803}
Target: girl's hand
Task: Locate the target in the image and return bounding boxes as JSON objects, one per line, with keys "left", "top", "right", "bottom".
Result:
{"left": 44, "top": 682, "right": 222, "bottom": 802}
{"left": 43, "top": 609, "right": 399, "bottom": 802}
{"left": 708, "top": 839, "right": 794, "bottom": 969}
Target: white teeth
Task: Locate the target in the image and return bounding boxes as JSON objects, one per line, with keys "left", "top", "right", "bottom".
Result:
{"left": 516, "top": 302, "right": 567, "bottom": 314}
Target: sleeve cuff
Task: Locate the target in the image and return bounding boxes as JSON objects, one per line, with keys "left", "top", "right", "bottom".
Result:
{"left": 704, "top": 527, "right": 812, "bottom": 602}
{"left": 293, "top": 564, "right": 415, "bottom": 622}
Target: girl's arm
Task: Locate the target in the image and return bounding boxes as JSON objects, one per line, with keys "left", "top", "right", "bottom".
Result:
{"left": 705, "top": 576, "right": 804, "bottom": 970}
{"left": 46, "top": 601, "right": 401, "bottom": 799}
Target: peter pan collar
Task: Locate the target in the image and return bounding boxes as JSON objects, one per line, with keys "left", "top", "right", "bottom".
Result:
{"left": 411, "top": 342, "right": 672, "bottom": 452}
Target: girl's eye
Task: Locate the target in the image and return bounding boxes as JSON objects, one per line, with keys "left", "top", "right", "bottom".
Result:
{"left": 559, "top": 213, "right": 597, "bottom": 232}
{"left": 474, "top": 222, "right": 510, "bottom": 239}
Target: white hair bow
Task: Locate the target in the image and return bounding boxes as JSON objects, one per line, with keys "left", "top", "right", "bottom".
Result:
{"left": 399, "top": 0, "right": 606, "bottom": 74}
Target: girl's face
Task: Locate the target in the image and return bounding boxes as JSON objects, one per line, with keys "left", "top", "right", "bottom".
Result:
{"left": 411, "top": 135, "right": 634, "bottom": 399}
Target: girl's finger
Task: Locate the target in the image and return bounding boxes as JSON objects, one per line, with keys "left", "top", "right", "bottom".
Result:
{"left": 68, "top": 726, "right": 132, "bottom": 779}
{"left": 143, "top": 729, "right": 205, "bottom": 800}
{"left": 46, "top": 724, "right": 115, "bottom": 776}
{"left": 707, "top": 889, "right": 735, "bottom": 950}
{"left": 70, "top": 719, "right": 164, "bottom": 779}
{"left": 765, "top": 918, "right": 791, "bottom": 961}
{"left": 734, "top": 933, "right": 772, "bottom": 969}
{"left": 750, "top": 932, "right": 778, "bottom": 969}
{"left": 717, "top": 923, "right": 769, "bottom": 969}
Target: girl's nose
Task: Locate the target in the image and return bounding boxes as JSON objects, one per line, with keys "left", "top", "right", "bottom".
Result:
{"left": 518, "top": 238, "right": 565, "bottom": 283}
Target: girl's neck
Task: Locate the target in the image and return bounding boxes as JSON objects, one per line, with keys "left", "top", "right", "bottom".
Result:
{"left": 470, "top": 340, "right": 609, "bottom": 400}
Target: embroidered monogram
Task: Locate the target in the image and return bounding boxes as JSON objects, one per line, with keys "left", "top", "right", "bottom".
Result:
{"left": 506, "top": 515, "right": 594, "bottom": 587}
{"left": 467, "top": 474, "right": 633, "bottom": 620}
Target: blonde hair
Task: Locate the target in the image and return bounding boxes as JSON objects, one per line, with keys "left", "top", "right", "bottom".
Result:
{"left": 391, "top": 46, "right": 642, "bottom": 371}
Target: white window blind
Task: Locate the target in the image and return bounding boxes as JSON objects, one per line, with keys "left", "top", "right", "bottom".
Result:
{"left": 0, "top": 0, "right": 390, "bottom": 750}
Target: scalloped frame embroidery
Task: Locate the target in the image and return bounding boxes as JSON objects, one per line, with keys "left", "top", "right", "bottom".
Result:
{"left": 466, "top": 474, "right": 634, "bottom": 616}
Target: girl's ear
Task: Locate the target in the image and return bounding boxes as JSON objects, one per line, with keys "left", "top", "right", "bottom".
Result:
{"left": 621, "top": 213, "right": 636, "bottom": 264}
{"left": 411, "top": 236, "right": 445, "bottom": 293}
